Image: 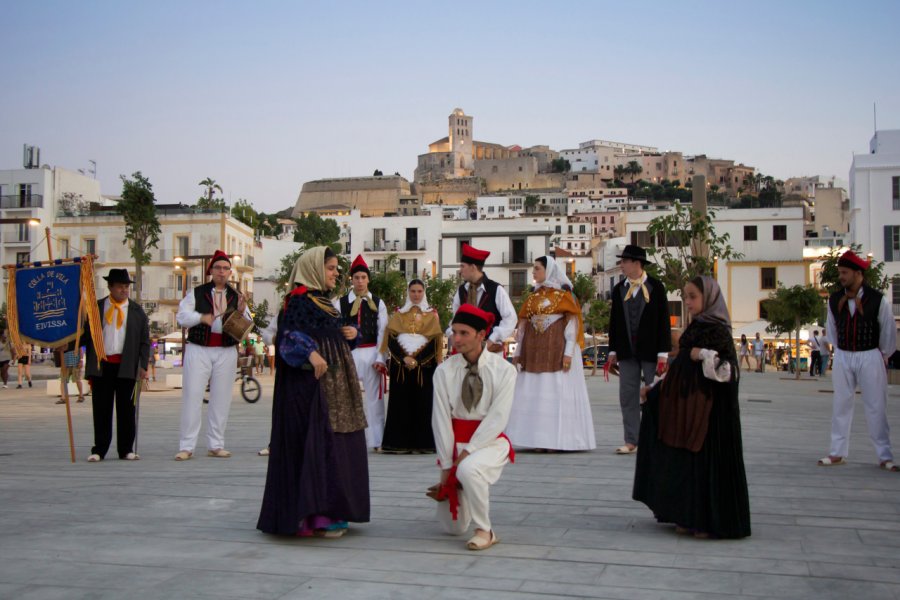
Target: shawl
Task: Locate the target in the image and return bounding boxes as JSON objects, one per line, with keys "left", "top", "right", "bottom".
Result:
{"left": 658, "top": 319, "right": 737, "bottom": 452}
{"left": 518, "top": 285, "right": 585, "bottom": 349}
{"left": 380, "top": 305, "right": 442, "bottom": 354}
{"left": 287, "top": 247, "right": 339, "bottom": 317}
{"left": 692, "top": 275, "right": 731, "bottom": 330}
{"left": 534, "top": 256, "right": 573, "bottom": 291}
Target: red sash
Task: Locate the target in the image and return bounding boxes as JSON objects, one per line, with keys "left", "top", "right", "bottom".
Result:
{"left": 436, "top": 418, "right": 514, "bottom": 520}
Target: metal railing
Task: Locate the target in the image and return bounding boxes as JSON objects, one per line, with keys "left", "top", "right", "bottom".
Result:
{"left": 893, "top": 304, "right": 900, "bottom": 317}
{"left": 158, "top": 288, "right": 181, "bottom": 300}
{"left": 501, "top": 251, "right": 533, "bottom": 264}
{"left": 158, "top": 248, "right": 200, "bottom": 261}
{"left": 364, "top": 240, "right": 426, "bottom": 252}
{"left": 0, "top": 194, "right": 43, "bottom": 209}
{"left": 1, "top": 227, "right": 31, "bottom": 244}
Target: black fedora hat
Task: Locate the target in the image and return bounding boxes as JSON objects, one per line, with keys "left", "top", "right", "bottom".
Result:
{"left": 103, "top": 269, "right": 134, "bottom": 285}
{"left": 616, "top": 244, "right": 650, "bottom": 265}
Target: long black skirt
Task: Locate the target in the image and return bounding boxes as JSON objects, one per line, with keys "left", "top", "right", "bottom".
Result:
{"left": 381, "top": 362, "right": 436, "bottom": 452}
{"left": 632, "top": 383, "right": 751, "bottom": 539}
{"left": 257, "top": 367, "right": 370, "bottom": 536}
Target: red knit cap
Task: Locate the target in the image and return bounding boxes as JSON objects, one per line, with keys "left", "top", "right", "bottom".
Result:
{"left": 349, "top": 254, "right": 369, "bottom": 276}
{"left": 207, "top": 249, "right": 231, "bottom": 274}
{"left": 837, "top": 250, "right": 870, "bottom": 272}
{"left": 460, "top": 243, "right": 490, "bottom": 267}
{"left": 452, "top": 303, "right": 495, "bottom": 335}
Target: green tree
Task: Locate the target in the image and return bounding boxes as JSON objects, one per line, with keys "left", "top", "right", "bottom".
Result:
{"left": 613, "top": 165, "right": 626, "bottom": 181}
{"left": 464, "top": 198, "right": 477, "bottom": 219}
{"left": 626, "top": 160, "right": 643, "bottom": 183}
{"left": 764, "top": 284, "right": 826, "bottom": 379}
{"left": 524, "top": 194, "right": 539, "bottom": 213}
{"left": 197, "top": 177, "right": 227, "bottom": 211}
{"left": 551, "top": 158, "right": 571, "bottom": 173}
{"left": 583, "top": 299, "right": 611, "bottom": 376}
{"left": 117, "top": 172, "right": 161, "bottom": 304}
{"left": 293, "top": 212, "right": 341, "bottom": 251}
{"left": 373, "top": 169, "right": 383, "bottom": 176}
{"left": 249, "top": 298, "right": 269, "bottom": 332}
{"left": 818, "top": 243, "right": 888, "bottom": 293}
{"left": 425, "top": 275, "right": 459, "bottom": 330}
{"left": 367, "top": 254, "right": 407, "bottom": 311}
{"left": 645, "top": 202, "right": 742, "bottom": 322}
{"left": 230, "top": 198, "right": 260, "bottom": 231}
{"left": 570, "top": 272, "right": 596, "bottom": 306}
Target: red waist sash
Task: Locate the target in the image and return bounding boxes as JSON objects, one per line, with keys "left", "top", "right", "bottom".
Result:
{"left": 436, "top": 418, "right": 514, "bottom": 520}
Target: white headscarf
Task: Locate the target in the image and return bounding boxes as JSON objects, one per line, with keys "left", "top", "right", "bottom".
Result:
{"left": 397, "top": 279, "right": 431, "bottom": 313}
{"left": 534, "top": 256, "right": 573, "bottom": 291}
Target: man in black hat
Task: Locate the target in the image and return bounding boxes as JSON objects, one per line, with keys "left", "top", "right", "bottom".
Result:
{"left": 607, "top": 244, "right": 671, "bottom": 455}
{"left": 81, "top": 269, "right": 150, "bottom": 462}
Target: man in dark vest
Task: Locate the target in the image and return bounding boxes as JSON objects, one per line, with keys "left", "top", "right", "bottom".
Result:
{"left": 83, "top": 269, "right": 150, "bottom": 462}
{"left": 336, "top": 254, "right": 388, "bottom": 451}
{"left": 447, "top": 243, "right": 517, "bottom": 354}
{"left": 818, "top": 250, "right": 898, "bottom": 471}
{"left": 607, "top": 244, "right": 671, "bottom": 455}
{"left": 174, "top": 250, "right": 249, "bottom": 461}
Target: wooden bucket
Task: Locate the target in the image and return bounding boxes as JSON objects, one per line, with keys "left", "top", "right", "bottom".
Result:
{"left": 222, "top": 310, "right": 253, "bottom": 343}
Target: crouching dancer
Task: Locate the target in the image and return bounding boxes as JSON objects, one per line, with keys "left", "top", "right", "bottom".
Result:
{"left": 430, "top": 304, "right": 516, "bottom": 551}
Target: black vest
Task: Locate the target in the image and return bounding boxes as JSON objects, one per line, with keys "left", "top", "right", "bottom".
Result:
{"left": 457, "top": 276, "right": 503, "bottom": 329}
{"left": 339, "top": 293, "right": 382, "bottom": 346}
{"left": 829, "top": 285, "right": 883, "bottom": 352}
{"left": 186, "top": 282, "right": 240, "bottom": 347}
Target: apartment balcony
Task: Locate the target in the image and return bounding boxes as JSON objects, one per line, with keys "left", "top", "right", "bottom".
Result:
{"left": 1, "top": 227, "right": 32, "bottom": 245}
{"left": 501, "top": 251, "right": 533, "bottom": 265}
{"left": 158, "top": 287, "right": 185, "bottom": 304}
{"left": 363, "top": 240, "right": 427, "bottom": 253}
{"left": 235, "top": 254, "right": 255, "bottom": 271}
{"left": 158, "top": 248, "right": 200, "bottom": 262}
{"left": 0, "top": 194, "right": 43, "bottom": 209}
{"left": 893, "top": 304, "right": 900, "bottom": 318}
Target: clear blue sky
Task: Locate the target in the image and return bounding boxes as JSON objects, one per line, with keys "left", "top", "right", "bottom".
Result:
{"left": 2, "top": 0, "right": 898, "bottom": 213}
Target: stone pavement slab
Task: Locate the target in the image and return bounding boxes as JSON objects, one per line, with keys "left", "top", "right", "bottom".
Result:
{"left": 1, "top": 369, "right": 900, "bottom": 599}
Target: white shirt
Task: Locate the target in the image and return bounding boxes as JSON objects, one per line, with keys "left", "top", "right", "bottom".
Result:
{"left": 176, "top": 286, "right": 251, "bottom": 334}
{"left": 825, "top": 288, "right": 897, "bottom": 358}
{"left": 333, "top": 290, "right": 389, "bottom": 363}
{"left": 102, "top": 297, "right": 129, "bottom": 355}
{"left": 808, "top": 335, "right": 821, "bottom": 352}
{"left": 447, "top": 279, "right": 518, "bottom": 346}
{"left": 432, "top": 349, "right": 517, "bottom": 470}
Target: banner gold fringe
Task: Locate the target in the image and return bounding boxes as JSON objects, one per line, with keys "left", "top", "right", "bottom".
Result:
{"left": 80, "top": 256, "right": 107, "bottom": 366}
{"left": 5, "top": 265, "right": 22, "bottom": 351}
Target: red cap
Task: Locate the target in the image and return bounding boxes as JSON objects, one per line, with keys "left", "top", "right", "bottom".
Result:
{"left": 838, "top": 250, "right": 870, "bottom": 272}
{"left": 207, "top": 250, "right": 231, "bottom": 274}
{"left": 452, "top": 303, "right": 495, "bottom": 335}
{"left": 460, "top": 243, "right": 490, "bottom": 267}
{"left": 350, "top": 254, "right": 370, "bottom": 276}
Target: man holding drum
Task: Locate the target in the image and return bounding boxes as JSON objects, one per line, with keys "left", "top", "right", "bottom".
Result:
{"left": 175, "top": 250, "right": 251, "bottom": 460}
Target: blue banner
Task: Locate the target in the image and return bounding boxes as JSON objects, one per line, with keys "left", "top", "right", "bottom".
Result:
{"left": 15, "top": 263, "right": 82, "bottom": 346}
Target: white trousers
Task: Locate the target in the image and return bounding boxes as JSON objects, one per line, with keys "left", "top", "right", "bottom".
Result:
{"left": 829, "top": 348, "right": 893, "bottom": 463}
{"left": 436, "top": 438, "right": 510, "bottom": 535}
{"left": 179, "top": 344, "right": 238, "bottom": 452}
{"left": 352, "top": 345, "right": 384, "bottom": 448}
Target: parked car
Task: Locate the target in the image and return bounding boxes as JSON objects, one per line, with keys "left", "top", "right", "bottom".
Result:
{"left": 582, "top": 345, "right": 609, "bottom": 368}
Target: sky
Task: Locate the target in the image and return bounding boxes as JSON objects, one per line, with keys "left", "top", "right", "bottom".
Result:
{"left": 2, "top": 0, "right": 899, "bottom": 213}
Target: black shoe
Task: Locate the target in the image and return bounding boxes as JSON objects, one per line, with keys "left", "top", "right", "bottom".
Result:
{"left": 16, "top": 384, "right": 22, "bottom": 389}
{"left": 28, "top": 380, "right": 32, "bottom": 388}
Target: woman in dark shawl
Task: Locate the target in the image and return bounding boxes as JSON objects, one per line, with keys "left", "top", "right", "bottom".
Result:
{"left": 633, "top": 275, "right": 750, "bottom": 539}
{"left": 257, "top": 246, "right": 370, "bottom": 537}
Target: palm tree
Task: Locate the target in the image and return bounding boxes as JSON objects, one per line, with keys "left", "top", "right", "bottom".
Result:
{"left": 627, "top": 160, "right": 643, "bottom": 183}
{"left": 199, "top": 177, "right": 223, "bottom": 203}
{"left": 614, "top": 165, "right": 626, "bottom": 182}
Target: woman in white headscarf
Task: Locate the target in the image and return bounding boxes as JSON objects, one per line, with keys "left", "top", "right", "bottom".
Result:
{"left": 506, "top": 257, "right": 596, "bottom": 451}
{"left": 379, "top": 279, "right": 443, "bottom": 453}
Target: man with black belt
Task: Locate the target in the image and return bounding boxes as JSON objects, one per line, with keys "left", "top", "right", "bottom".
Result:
{"left": 83, "top": 269, "right": 150, "bottom": 462}
{"left": 818, "top": 250, "right": 898, "bottom": 471}
{"left": 175, "top": 250, "right": 249, "bottom": 461}
{"left": 808, "top": 329, "right": 823, "bottom": 376}
{"left": 337, "top": 255, "right": 388, "bottom": 451}
{"left": 447, "top": 243, "right": 517, "bottom": 354}
{"left": 607, "top": 245, "right": 671, "bottom": 455}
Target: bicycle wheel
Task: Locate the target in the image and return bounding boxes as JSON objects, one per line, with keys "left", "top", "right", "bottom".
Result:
{"left": 242, "top": 376, "right": 261, "bottom": 403}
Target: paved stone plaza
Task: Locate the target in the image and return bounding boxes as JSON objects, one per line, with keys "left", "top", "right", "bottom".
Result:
{"left": 1, "top": 366, "right": 900, "bottom": 599}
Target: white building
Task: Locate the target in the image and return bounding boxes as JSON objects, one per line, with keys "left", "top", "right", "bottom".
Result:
{"left": 850, "top": 129, "right": 900, "bottom": 315}
{"left": 611, "top": 205, "right": 812, "bottom": 329}
{"left": 0, "top": 159, "right": 103, "bottom": 297}
{"left": 328, "top": 209, "right": 444, "bottom": 280}
{"left": 252, "top": 235, "right": 304, "bottom": 319}
{"left": 439, "top": 215, "right": 560, "bottom": 297}
{"left": 54, "top": 207, "right": 256, "bottom": 333}
{"left": 477, "top": 196, "right": 522, "bottom": 220}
